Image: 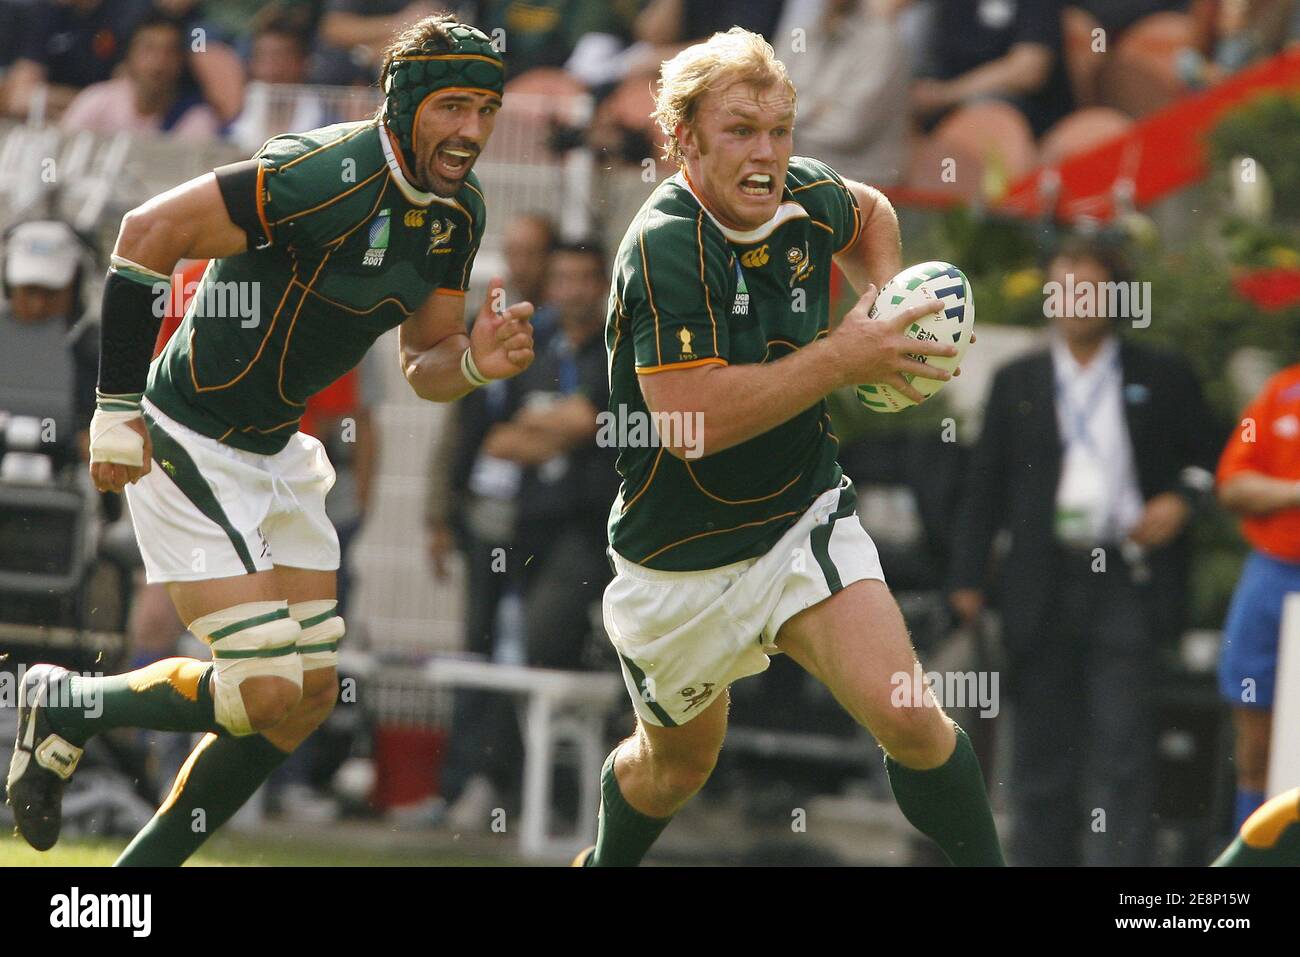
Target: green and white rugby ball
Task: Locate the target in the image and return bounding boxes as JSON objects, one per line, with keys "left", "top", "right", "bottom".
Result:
{"left": 856, "top": 260, "right": 974, "bottom": 413}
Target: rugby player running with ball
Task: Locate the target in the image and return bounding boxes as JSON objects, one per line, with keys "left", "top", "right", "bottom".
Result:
{"left": 580, "top": 29, "right": 1004, "bottom": 867}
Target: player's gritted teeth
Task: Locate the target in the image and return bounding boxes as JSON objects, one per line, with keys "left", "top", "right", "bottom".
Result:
{"left": 739, "top": 173, "right": 773, "bottom": 196}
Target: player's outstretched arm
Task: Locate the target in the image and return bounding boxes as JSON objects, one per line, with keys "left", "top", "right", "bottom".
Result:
{"left": 640, "top": 290, "right": 952, "bottom": 459}
{"left": 399, "top": 277, "right": 535, "bottom": 402}
{"left": 90, "top": 173, "right": 251, "bottom": 494}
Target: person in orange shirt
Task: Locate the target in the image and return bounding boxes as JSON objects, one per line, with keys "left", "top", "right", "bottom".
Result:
{"left": 1216, "top": 363, "right": 1300, "bottom": 832}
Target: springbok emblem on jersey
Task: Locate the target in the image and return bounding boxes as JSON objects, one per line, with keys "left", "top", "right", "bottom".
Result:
{"left": 427, "top": 219, "right": 456, "bottom": 255}
{"left": 681, "top": 683, "right": 715, "bottom": 712}
{"left": 788, "top": 241, "right": 814, "bottom": 287}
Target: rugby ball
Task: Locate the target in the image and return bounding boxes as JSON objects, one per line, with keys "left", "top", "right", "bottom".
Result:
{"left": 856, "top": 260, "right": 974, "bottom": 413}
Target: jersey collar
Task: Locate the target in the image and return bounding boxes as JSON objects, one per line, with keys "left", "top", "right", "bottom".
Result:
{"left": 380, "top": 122, "right": 437, "bottom": 206}
{"left": 673, "top": 169, "right": 808, "bottom": 245}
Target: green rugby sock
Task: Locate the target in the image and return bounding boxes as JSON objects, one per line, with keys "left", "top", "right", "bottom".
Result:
{"left": 885, "top": 724, "right": 1006, "bottom": 866}
{"left": 114, "top": 732, "right": 289, "bottom": 867}
{"left": 46, "top": 659, "right": 220, "bottom": 746}
{"left": 589, "top": 748, "right": 673, "bottom": 867}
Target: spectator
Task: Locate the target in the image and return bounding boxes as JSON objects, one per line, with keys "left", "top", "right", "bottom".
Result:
{"left": 1215, "top": 362, "right": 1300, "bottom": 830}
{"left": 635, "top": 0, "right": 788, "bottom": 46}
{"left": 427, "top": 212, "right": 557, "bottom": 579}
{"left": 3, "top": 0, "right": 150, "bottom": 120}
{"left": 153, "top": 0, "right": 312, "bottom": 53}
{"left": 312, "top": 0, "right": 443, "bottom": 85}
{"left": 948, "top": 235, "right": 1220, "bottom": 865}
{"left": 149, "top": 0, "right": 268, "bottom": 125}
{"left": 477, "top": 0, "right": 638, "bottom": 84}
{"left": 246, "top": 5, "right": 315, "bottom": 85}
{"left": 60, "top": 11, "right": 221, "bottom": 140}
{"left": 1179, "top": 0, "right": 1295, "bottom": 88}
{"left": 479, "top": 239, "right": 618, "bottom": 669}
{"left": 230, "top": 6, "right": 336, "bottom": 152}
{"left": 776, "top": 0, "right": 910, "bottom": 185}
{"left": 1079, "top": 0, "right": 1191, "bottom": 36}
{"left": 910, "top": 0, "right": 1074, "bottom": 137}
{"left": 422, "top": 213, "right": 558, "bottom": 829}
{"left": 0, "top": 218, "right": 98, "bottom": 471}
{"left": 0, "top": 0, "right": 34, "bottom": 72}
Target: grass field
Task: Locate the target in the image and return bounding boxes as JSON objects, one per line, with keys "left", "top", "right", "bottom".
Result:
{"left": 0, "top": 830, "right": 498, "bottom": 867}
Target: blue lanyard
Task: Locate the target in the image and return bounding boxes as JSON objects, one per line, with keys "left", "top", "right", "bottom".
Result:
{"left": 1055, "top": 355, "right": 1120, "bottom": 457}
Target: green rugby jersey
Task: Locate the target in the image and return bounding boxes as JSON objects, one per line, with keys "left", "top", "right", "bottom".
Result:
{"left": 147, "top": 119, "right": 485, "bottom": 453}
{"left": 607, "top": 156, "right": 863, "bottom": 571}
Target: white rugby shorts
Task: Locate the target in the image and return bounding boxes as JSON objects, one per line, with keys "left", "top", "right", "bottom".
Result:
{"left": 125, "top": 399, "right": 339, "bottom": 583}
{"left": 603, "top": 476, "right": 885, "bottom": 727}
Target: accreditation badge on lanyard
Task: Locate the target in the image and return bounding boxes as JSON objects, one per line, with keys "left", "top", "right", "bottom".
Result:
{"left": 1054, "top": 355, "right": 1123, "bottom": 546}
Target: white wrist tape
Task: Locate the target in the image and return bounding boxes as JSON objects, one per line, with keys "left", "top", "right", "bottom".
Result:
{"left": 89, "top": 403, "right": 146, "bottom": 467}
{"left": 461, "top": 347, "right": 490, "bottom": 388}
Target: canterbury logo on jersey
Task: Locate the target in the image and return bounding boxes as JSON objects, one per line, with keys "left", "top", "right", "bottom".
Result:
{"left": 404, "top": 209, "right": 426, "bottom": 228}
{"left": 740, "top": 245, "right": 769, "bottom": 268}
{"left": 427, "top": 220, "right": 456, "bottom": 255}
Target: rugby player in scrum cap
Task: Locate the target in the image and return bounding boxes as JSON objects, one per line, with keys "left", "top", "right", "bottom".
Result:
{"left": 7, "top": 15, "right": 534, "bottom": 865}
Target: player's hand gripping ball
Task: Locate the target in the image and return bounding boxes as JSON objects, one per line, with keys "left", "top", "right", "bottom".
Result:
{"left": 857, "top": 261, "right": 974, "bottom": 413}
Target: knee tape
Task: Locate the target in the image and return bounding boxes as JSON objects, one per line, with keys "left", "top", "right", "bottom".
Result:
{"left": 290, "top": 599, "right": 345, "bottom": 672}
{"left": 189, "top": 600, "right": 303, "bottom": 736}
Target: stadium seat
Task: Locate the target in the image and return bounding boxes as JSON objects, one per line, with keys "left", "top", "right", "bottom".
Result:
{"left": 1039, "top": 107, "right": 1134, "bottom": 166}
{"left": 417, "top": 657, "right": 624, "bottom": 859}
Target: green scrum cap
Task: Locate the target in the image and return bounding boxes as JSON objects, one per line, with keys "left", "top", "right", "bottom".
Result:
{"left": 382, "top": 22, "right": 504, "bottom": 174}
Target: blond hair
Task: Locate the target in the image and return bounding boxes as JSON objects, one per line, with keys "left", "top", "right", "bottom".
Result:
{"left": 652, "top": 28, "right": 796, "bottom": 166}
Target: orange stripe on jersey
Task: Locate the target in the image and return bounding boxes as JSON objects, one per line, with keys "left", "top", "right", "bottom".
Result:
{"left": 684, "top": 460, "right": 802, "bottom": 506}
{"left": 255, "top": 163, "right": 273, "bottom": 246}
{"left": 620, "top": 446, "right": 665, "bottom": 515}
{"left": 276, "top": 123, "right": 371, "bottom": 171}
{"left": 696, "top": 209, "right": 719, "bottom": 356}
{"left": 277, "top": 251, "right": 335, "bottom": 408}
{"left": 638, "top": 219, "right": 662, "bottom": 365}
{"left": 637, "top": 509, "right": 803, "bottom": 565}
{"left": 271, "top": 168, "right": 385, "bottom": 226}
{"left": 636, "top": 357, "right": 728, "bottom": 375}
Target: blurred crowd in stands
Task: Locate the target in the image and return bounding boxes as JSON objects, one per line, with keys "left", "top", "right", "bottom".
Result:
{"left": 2, "top": 1, "right": 1299, "bottom": 182}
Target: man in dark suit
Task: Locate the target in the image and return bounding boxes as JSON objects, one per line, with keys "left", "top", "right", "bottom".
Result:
{"left": 948, "top": 235, "right": 1221, "bottom": 865}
